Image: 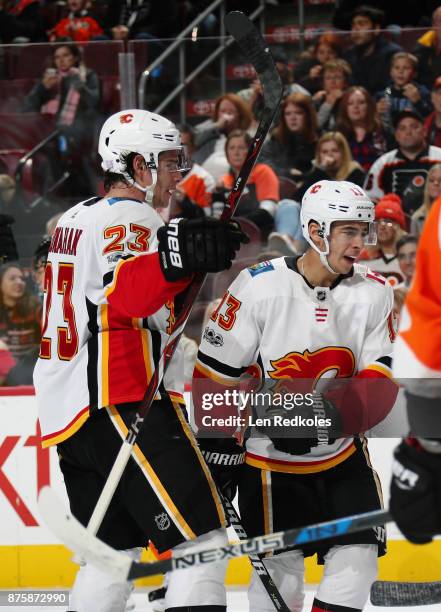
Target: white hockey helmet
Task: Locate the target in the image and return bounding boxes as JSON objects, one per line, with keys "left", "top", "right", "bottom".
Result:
{"left": 98, "top": 109, "right": 186, "bottom": 203}
{"left": 300, "top": 180, "right": 377, "bottom": 272}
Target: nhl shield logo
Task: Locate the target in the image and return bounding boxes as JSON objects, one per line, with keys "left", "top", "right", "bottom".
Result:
{"left": 155, "top": 512, "right": 171, "bottom": 531}
{"left": 316, "top": 290, "right": 327, "bottom": 301}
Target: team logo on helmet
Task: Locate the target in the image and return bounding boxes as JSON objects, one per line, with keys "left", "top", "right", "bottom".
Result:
{"left": 119, "top": 113, "right": 134, "bottom": 124}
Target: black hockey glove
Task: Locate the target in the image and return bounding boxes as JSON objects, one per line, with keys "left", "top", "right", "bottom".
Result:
{"left": 0, "top": 214, "right": 19, "bottom": 263}
{"left": 157, "top": 217, "right": 249, "bottom": 282}
{"left": 256, "top": 393, "right": 342, "bottom": 456}
{"left": 198, "top": 437, "right": 245, "bottom": 501}
{"left": 390, "top": 437, "right": 441, "bottom": 544}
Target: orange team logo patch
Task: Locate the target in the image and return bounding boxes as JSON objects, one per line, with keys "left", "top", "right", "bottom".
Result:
{"left": 268, "top": 347, "right": 355, "bottom": 386}
{"left": 119, "top": 113, "right": 134, "bottom": 124}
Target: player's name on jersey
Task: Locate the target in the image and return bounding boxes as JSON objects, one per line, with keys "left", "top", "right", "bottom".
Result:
{"left": 49, "top": 226, "right": 84, "bottom": 256}
{"left": 200, "top": 414, "right": 332, "bottom": 429}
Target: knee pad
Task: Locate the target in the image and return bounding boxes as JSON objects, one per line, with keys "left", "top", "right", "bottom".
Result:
{"left": 165, "top": 528, "right": 228, "bottom": 608}
{"left": 316, "top": 544, "right": 378, "bottom": 610}
{"left": 248, "top": 549, "right": 305, "bottom": 612}
{"left": 69, "top": 547, "right": 142, "bottom": 612}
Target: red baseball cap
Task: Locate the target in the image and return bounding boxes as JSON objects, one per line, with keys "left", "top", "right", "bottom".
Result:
{"left": 375, "top": 194, "right": 406, "bottom": 229}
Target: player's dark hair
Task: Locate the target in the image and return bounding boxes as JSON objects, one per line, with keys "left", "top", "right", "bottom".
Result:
{"left": 396, "top": 234, "right": 418, "bottom": 253}
{"left": 103, "top": 152, "right": 137, "bottom": 192}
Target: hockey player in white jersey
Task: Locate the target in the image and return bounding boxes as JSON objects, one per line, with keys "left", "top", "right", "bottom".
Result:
{"left": 194, "top": 180, "right": 399, "bottom": 612}
{"left": 33, "top": 109, "right": 248, "bottom": 612}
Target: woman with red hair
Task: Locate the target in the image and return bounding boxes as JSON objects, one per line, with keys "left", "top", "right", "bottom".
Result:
{"left": 295, "top": 32, "right": 345, "bottom": 94}
{"left": 336, "top": 86, "right": 388, "bottom": 171}
{"left": 260, "top": 92, "right": 319, "bottom": 181}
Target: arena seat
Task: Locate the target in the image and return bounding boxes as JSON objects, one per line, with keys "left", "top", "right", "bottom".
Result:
{"left": 0, "top": 113, "right": 56, "bottom": 149}
{"left": 278, "top": 176, "right": 299, "bottom": 200}
{"left": 0, "top": 79, "right": 37, "bottom": 112}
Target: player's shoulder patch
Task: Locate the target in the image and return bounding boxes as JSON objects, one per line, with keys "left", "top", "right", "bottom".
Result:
{"left": 247, "top": 260, "right": 275, "bottom": 277}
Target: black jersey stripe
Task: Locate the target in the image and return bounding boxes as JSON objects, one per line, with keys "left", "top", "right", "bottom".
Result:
{"left": 86, "top": 297, "right": 99, "bottom": 411}
{"left": 197, "top": 350, "right": 247, "bottom": 378}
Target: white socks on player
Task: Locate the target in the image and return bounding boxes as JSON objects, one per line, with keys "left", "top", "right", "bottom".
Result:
{"left": 316, "top": 544, "right": 378, "bottom": 609}
{"left": 68, "top": 547, "right": 142, "bottom": 612}
{"left": 248, "top": 548, "right": 305, "bottom": 612}
{"left": 165, "top": 528, "right": 228, "bottom": 608}
{"left": 247, "top": 544, "right": 378, "bottom": 612}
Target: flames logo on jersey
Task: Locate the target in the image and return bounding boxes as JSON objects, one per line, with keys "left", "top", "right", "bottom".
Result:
{"left": 268, "top": 347, "right": 355, "bottom": 390}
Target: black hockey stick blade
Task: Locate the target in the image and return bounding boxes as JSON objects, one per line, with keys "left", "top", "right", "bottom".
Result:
{"left": 225, "top": 11, "right": 282, "bottom": 111}
{"left": 371, "top": 580, "right": 441, "bottom": 606}
{"left": 38, "top": 486, "right": 391, "bottom": 582}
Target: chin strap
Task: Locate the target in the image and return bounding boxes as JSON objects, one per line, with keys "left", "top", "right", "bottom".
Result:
{"left": 307, "top": 232, "right": 339, "bottom": 276}
{"left": 123, "top": 167, "right": 157, "bottom": 205}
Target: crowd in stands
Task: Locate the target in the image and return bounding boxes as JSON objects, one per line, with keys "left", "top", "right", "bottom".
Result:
{"left": 2, "top": 2, "right": 441, "bottom": 386}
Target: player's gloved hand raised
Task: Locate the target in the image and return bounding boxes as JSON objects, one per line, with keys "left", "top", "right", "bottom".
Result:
{"left": 390, "top": 437, "right": 441, "bottom": 544}
{"left": 157, "top": 217, "right": 249, "bottom": 282}
{"left": 198, "top": 437, "right": 245, "bottom": 501}
{"left": 0, "top": 214, "right": 19, "bottom": 263}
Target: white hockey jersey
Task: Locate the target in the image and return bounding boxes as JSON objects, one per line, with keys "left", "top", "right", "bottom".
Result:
{"left": 194, "top": 257, "right": 396, "bottom": 473}
{"left": 34, "top": 196, "right": 188, "bottom": 447}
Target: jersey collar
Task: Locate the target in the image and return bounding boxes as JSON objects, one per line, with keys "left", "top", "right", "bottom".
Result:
{"left": 284, "top": 255, "right": 354, "bottom": 290}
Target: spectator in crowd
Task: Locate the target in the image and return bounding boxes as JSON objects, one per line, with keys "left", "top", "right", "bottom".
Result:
{"left": 172, "top": 124, "right": 215, "bottom": 218}
{"left": 295, "top": 131, "right": 366, "bottom": 201}
{"left": 238, "top": 48, "right": 310, "bottom": 126}
{"left": 5, "top": 239, "right": 50, "bottom": 385}
{"left": 260, "top": 93, "right": 319, "bottom": 183}
{"left": 358, "top": 193, "right": 407, "bottom": 286}
{"left": 365, "top": 109, "right": 441, "bottom": 214}
{"left": 193, "top": 93, "right": 252, "bottom": 180}
{"left": 410, "top": 162, "right": 441, "bottom": 235}
{"left": 0, "top": 263, "right": 41, "bottom": 363}
{"left": 424, "top": 76, "right": 441, "bottom": 147}
{"left": 336, "top": 85, "right": 388, "bottom": 171}
{"left": 395, "top": 234, "right": 418, "bottom": 289}
{"left": 343, "top": 5, "right": 402, "bottom": 94}
{"left": 21, "top": 43, "right": 101, "bottom": 196}
{"left": 214, "top": 129, "right": 279, "bottom": 236}
{"left": 50, "top": 0, "right": 104, "bottom": 42}
{"left": 0, "top": 0, "right": 45, "bottom": 43}
{"left": 101, "top": 0, "right": 178, "bottom": 42}
{"left": 313, "top": 59, "right": 352, "bottom": 131}
{"left": 413, "top": 5, "right": 441, "bottom": 88}
{"left": 295, "top": 33, "right": 344, "bottom": 94}
{"left": 0, "top": 174, "right": 61, "bottom": 260}
{"left": 392, "top": 285, "right": 407, "bottom": 323}
{"left": 31, "top": 236, "right": 51, "bottom": 300}
{"left": 0, "top": 213, "right": 18, "bottom": 264}
{"left": 376, "top": 52, "right": 432, "bottom": 133}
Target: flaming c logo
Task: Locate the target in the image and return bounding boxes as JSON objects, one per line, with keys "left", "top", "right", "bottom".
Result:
{"left": 119, "top": 113, "right": 134, "bottom": 124}
{"left": 268, "top": 347, "right": 355, "bottom": 387}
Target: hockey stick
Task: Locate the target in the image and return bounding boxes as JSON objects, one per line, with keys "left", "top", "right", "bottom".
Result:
{"left": 371, "top": 580, "right": 441, "bottom": 606}
{"left": 38, "top": 487, "right": 391, "bottom": 581}
{"left": 86, "top": 10, "right": 283, "bottom": 538}
{"left": 223, "top": 496, "right": 290, "bottom": 612}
